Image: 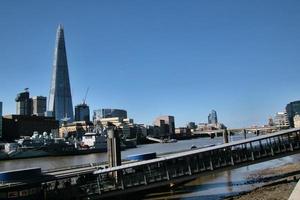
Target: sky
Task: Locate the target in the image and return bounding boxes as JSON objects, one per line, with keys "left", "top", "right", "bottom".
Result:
{"left": 0, "top": 0, "right": 300, "bottom": 128}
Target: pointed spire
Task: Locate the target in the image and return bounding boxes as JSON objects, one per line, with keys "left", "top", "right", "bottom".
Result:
{"left": 48, "top": 24, "right": 73, "bottom": 123}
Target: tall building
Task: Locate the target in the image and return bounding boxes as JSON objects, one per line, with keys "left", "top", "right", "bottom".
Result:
{"left": 48, "top": 25, "right": 74, "bottom": 122}
{"left": 32, "top": 96, "right": 47, "bottom": 116}
{"left": 286, "top": 101, "right": 300, "bottom": 128}
{"left": 75, "top": 103, "right": 90, "bottom": 122}
{"left": 93, "top": 109, "right": 127, "bottom": 122}
{"left": 0, "top": 101, "right": 2, "bottom": 138}
{"left": 208, "top": 110, "right": 218, "bottom": 124}
{"left": 15, "top": 89, "right": 32, "bottom": 115}
{"left": 153, "top": 115, "right": 175, "bottom": 136}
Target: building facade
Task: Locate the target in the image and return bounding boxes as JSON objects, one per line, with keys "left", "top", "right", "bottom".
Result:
{"left": 75, "top": 103, "right": 90, "bottom": 122}
{"left": 153, "top": 115, "right": 175, "bottom": 137}
{"left": 32, "top": 96, "right": 47, "bottom": 116}
{"left": 93, "top": 109, "right": 127, "bottom": 122}
{"left": 286, "top": 101, "right": 300, "bottom": 128}
{"left": 274, "top": 112, "right": 290, "bottom": 128}
{"left": 48, "top": 25, "right": 74, "bottom": 122}
{"left": 15, "top": 90, "right": 32, "bottom": 115}
{"left": 208, "top": 110, "right": 218, "bottom": 124}
{"left": 59, "top": 121, "right": 93, "bottom": 138}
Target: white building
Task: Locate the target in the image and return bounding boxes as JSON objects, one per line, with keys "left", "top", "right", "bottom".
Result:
{"left": 274, "top": 112, "right": 290, "bottom": 128}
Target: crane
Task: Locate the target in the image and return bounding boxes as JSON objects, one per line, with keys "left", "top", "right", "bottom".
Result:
{"left": 82, "top": 87, "right": 89, "bottom": 104}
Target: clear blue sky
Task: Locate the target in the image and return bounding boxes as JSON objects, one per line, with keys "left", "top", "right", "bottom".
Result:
{"left": 0, "top": 0, "right": 300, "bottom": 127}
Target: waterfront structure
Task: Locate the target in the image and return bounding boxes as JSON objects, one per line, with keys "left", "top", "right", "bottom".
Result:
{"left": 153, "top": 115, "right": 175, "bottom": 137}
{"left": 93, "top": 109, "right": 127, "bottom": 122}
{"left": 208, "top": 109, "right": 218, "bottom": 124}
{"left": 274, "top": 112, "right": 290, "bottom": 128}
{"left": 2, "top": 115, "right": 59, "bottom": 141}
{"left": 0, "top": 102, "right": 2, "bottom": 138}
{"left": 32, "top": 96, "right": 47, "bottom": 116}
{"left": 107, "top": 128, "right": 121, "bottom": 168}
{"left": 286, "top": 101, "right": 300, "bottom": 128}
{"left": 75, "top": 103, "right": 90, "bottom": 122}
{"left": 15, "top": 89, "right": 32, "bottom": 115}
{"left": 48, "top": 25, "right": 74, "bottom": 123}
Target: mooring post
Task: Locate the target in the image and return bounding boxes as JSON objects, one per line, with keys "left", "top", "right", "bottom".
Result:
{"left": 223, "top": 129, "right": 229, "bottom": 144}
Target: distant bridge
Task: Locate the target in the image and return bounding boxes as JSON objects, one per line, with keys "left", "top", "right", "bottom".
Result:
{"left": 1, "top": 128, "right": 300, "bottom": 199}
{"left": 193, "top": 126, "right": 280, "bottom": 136}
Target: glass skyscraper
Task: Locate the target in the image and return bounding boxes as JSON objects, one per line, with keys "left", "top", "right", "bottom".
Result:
{"left": 48, "top": 25, "right": 73, "bottom": 122}
{"left": 208, "top": 110, "right": 218, "bottom": 124}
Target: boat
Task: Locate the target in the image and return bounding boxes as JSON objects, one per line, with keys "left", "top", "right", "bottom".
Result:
{"left": 80, "top": 132, "right": 107, "bottom": 152}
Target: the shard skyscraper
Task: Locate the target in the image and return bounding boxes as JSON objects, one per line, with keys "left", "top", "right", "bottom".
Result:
{"left": 48, "top": 25, "right": 74, "bottom": 122}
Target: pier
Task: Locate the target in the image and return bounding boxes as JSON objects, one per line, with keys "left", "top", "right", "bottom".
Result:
{"left": 1, "top": 128, "right": 300, "bottom": 199}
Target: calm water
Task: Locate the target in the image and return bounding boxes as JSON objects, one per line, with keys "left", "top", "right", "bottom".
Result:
{"left": 1, "top": 133, "right": 299, "bottom": 200}
{"left": 0, "top": 134, "right": 246, "bottom": 171}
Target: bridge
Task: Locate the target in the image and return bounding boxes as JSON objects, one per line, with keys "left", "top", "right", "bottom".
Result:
{"left": 193, "top": 126, "right": 280, "bottom": 137}
{"left": 1, "top": 128, "right": 300, "bottom": 199}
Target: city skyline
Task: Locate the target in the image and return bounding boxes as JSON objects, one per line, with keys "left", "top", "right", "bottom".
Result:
{"left": 0, "top": 1, "right": 300, "bottom": 127}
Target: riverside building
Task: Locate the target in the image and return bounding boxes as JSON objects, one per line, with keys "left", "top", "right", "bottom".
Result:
{"left": 153, "top": 115, "right": 175, "bottom": 137}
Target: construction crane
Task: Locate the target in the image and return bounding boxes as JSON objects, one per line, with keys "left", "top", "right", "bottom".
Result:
{"left": 82, "top": 87, "right": 89, "bottom": 104}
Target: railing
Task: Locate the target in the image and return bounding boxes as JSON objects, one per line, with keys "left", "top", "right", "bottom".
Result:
{"left": 85, "top": 128, "right": 300, "bottom": 198}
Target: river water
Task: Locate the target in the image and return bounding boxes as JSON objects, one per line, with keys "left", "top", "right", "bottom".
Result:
{"left": 1, "top": 133, "right": 299, "bottom": 199}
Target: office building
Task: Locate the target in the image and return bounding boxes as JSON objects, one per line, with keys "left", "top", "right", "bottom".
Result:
{"left": 274, "top": 112, "right": 289, "bottom": 128}
{"left": 32, "top": 96, "right": 47, "bottom": 116}
{"left": 48, "top": 25, "right": 74, "bottom": 122}
{"left": 75, "top": 103, "right": 90, "bottom": 122}
{"left": 93, "top": 109, "right": 127, "bottom": 121}
{"left": 153, "top": 115, "right": 175, "bottom": 137}
{"left": 0, "top": 102, "right": 2, "bottom": 139}
{"left": 15, "top": 89, "right": 32, "bottom": 115}
{"left": 286, "top": 101, "right": 300, "bottom": 128}
{"left": 208, "top": 110, "right": 218, "bottom": 124}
